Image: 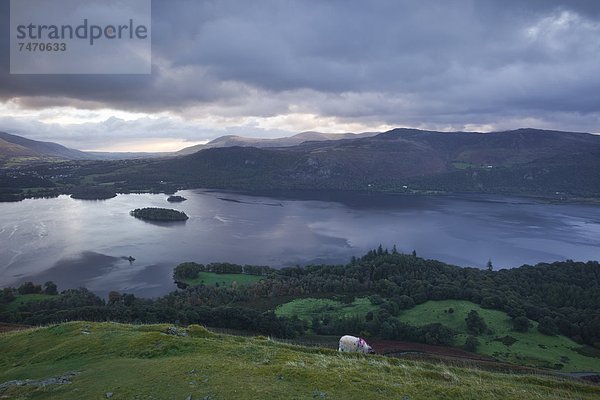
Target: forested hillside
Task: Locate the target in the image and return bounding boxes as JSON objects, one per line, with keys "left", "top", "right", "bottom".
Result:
{"left": 2, "top": 251, "right": 598, "bottom": 351}
{"left": 2, "top": 128, "right": 600, "bottom": 202}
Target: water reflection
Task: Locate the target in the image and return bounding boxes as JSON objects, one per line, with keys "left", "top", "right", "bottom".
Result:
{"left": 0, "top": 190, "right": 599, "bottom": 298}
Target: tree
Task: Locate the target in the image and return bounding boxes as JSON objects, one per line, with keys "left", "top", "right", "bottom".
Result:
{"left": 465, "top": 310, "right": 487, "bottom": 335}
{"left": 17, "top": 281, "right": 41, "bottom": 295}
{"left": 43, "top": 281, "right": 58, "bottom": 295}
{"left": 538, "top": 316, "right": 558, "bottom": 336}
{"left": 311, "top": 316, "right": 322, "bottom": 333}
{"left": 1, "top": 287, "right": 15, "bottom": 303}
{"left": 464, "top": 335, "right": 479, "bottom": 352}
{"left": 512, "top": 316, "right": 530, "bottom": 333}
{"left": 412, "top": 250, "right": 417, "bottom": 257}
{"left": 396, "top": 295, "right": 415, "bottom": 310}
{"left": 369, "top": 294, "right": 384, "bottom": 305}
{"left": 108, "top": 291, "right": 122, "bottom": 304}
{"left": 486, "top": 259, "right": 493, "bottom": 271}
{"left": 422, "top": 323, "right": 454, "bottom": 345}
{"left": 123, "top": 293, "right": 136, "bottom": 306}
{"left": 392, "top": 245, "right": 398, "bottom": 254}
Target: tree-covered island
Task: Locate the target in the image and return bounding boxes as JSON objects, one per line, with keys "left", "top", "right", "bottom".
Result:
{"left": 167, "top": 195, "right": 187, "bottom": 202}
{"left": 130, "top": 207, "right": 189, "bottom": 221}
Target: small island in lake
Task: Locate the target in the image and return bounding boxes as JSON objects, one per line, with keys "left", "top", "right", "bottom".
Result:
{"left": 167, "top": 195, "right": 187, "bottom": 202}
{"left": 130, "top": 207, "right": 189, "bottom": 221}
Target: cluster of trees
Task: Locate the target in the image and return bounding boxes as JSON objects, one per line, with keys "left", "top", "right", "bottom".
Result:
{"left": 272, "top": 251, "right": 599, "bottom": 346}
{"left": 1, "top": 250, "right": 599, "bottom": 346}
{"left": 173, "top": 262, "right": 274, "bottom": 284}
{"left": 310, "top": 310, "right": 454, "bottom": 346}
{"left": 130, "top": 207, "right": 189, "bottom": 221}
{"left": 175, "top": 261, "right": 274, "bottom": 277}
{"left": 466, "top": 310, "right": 488, "bottom": 335}
{"left": 1, "top": 287, "right": 305, "bottom": 338}
{"left": 0, "top": 281, "right": 58, "bottom": 302}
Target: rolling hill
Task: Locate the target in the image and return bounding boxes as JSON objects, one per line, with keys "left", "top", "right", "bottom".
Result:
{"left": 0, "top": 130, "right": 376, "bottom": 166}
{"left": 2, "top": 127, "right": 600, "bottom": 201}
{"left": 175, "top": 130, "right": 379, "bottom": 155}
{"left": 0, "top": 322, "right": 598, "bottom": 399}
{"left": 0, "top": 131, "right": 93, "bottom": 164}
{"left": 0, "top": 132, "right": 165, "bottom": 166}
{"left": 133, "top": 128, "right": 600, "bottom": 199}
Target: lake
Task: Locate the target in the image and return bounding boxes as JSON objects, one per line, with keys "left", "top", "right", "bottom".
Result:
{"left": 1, "top": 189, "right": 599, "bottom": 298}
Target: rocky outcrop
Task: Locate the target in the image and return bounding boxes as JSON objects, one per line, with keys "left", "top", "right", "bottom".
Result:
{"left": 0, "top": 371, "right": 80, "bottom": 390}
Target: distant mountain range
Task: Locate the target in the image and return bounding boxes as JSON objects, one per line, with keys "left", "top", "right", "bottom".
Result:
{"left": 2, "top": 127, "right": 600, "bottom": 200}
{"left": 175, "top": 131, "right": 379, "bottom": 155}
{"left": 0, "top": 130, "right": 377, "bottom": 164}
{"left": 136, "top": 127, "right": 600, "bottom": 198}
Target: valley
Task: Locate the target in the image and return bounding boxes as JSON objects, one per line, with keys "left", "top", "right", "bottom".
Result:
{"left": 1, "top": 129, "right": 599, "bottom": 397}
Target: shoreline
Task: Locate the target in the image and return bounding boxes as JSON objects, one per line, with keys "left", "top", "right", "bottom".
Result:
{"left": 5, "top": 186, "right": 597, "bottom": 205}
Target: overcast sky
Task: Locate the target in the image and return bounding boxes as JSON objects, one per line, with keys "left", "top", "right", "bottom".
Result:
{"left": 1, "top": 0, "right": 600, "bottom": 151}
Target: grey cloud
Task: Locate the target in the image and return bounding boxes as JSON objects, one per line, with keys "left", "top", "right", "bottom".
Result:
{"left": 1, "top": 0, "right": 600, "bottom": 136}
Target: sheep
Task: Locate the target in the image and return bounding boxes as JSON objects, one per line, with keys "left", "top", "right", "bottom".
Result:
{"left": 338, "top": 335, "right": 373, "bottom": 354}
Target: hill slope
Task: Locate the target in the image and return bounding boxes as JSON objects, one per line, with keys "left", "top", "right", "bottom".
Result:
{"left": 175, "top": 130, "right": 378, "bottom": 155}
{"left": 0, "top": 137, "right": 38, "bottom": 158}
{"left": 396, "top": 300, "right": 599, "bottom": 372}
{"left": 0, "top": 132, "right": 167, "bottom": 166}
{"left": 0, "top": 322, "right": 598, "bottom": 399}
{"left": 0, "top": 131, "right": 94, "bottom": 165}
{"left": 3, "top": 127, "right": 600, "bottom": 201}
{"left": 137, "top": 128, "right": 600, "bottom": 198}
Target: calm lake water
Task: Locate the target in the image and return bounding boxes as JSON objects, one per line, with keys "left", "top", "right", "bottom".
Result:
{"left": 1, "top": 189, "right": 599, "bottom": 298}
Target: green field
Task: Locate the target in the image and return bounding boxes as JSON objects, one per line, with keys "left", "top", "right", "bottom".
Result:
{"left": 4, "top": 294, "right": 57, "bottom": 312}
{"left": 274, "top": 298, "right": 600, "bottom": 372}
{"left": 396, "top": 300, "right": 600, "bottom": 372}
{"left": 0, "top": 322, "right": 598, "bottom": 399}
{"left": 183, "top": 272, "right": 263, "bottom": 287}
{"left": 275, "top": 297, "right": 377, "bottom": 321}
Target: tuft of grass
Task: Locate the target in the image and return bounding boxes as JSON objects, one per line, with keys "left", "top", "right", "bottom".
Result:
{"left": 0, "top": 321, "right": 598, "bottom": 399}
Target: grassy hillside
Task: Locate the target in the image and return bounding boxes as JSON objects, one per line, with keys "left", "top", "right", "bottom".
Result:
{"left": 5, "top": 294, "right": 57, "bottom": 312}
{"left": 276, "top": 297, "right": 376, "bottom": 322}
{"left": 274, "top": 297, "right": 600, "bottom": 372}
{"left": 0, "top": 131, "right": 93, "bottom": 162}
{"left": 396, "top": 300, "right": 600, "bottom": 372}
{"left": 0, "top": 322, "right": 598, "bottom": 399}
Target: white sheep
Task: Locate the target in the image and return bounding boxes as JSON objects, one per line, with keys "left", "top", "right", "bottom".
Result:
{"left": 338, "top": 335, "right": 373, "bottom": 354}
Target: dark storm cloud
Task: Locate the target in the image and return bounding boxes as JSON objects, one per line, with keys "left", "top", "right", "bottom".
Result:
{"left": 1, "top": 0, "right": 600, "bottom": 132}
